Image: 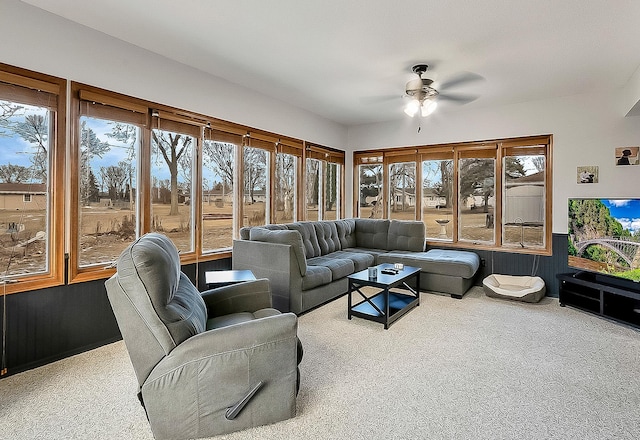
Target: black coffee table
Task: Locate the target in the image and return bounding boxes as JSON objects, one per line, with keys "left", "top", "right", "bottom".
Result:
{"left": 347, "top": 263, "right": 420, "bottom": 329}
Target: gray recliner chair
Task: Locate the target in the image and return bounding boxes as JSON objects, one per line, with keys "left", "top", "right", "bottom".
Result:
{"left": 105, "top": 233, "right": 301, "bottom": 440}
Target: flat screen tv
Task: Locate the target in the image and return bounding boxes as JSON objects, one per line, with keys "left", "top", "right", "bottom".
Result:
{"left": 568, "top": 198, "right": 640, "bottom": 283}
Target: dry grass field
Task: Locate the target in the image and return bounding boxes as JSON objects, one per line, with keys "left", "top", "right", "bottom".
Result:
{"left": 2, "top": 202, "right": 544, "bottom": 276}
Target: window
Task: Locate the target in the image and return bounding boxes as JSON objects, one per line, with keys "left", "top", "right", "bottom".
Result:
{"left": 502, "top": 143, "right": 547, "bottom": 249}
{"left": 355, "top": 154, "right": 383, "bottom": 219}
{"left": 421, "top": 148, "right": 454, "bottom": 240}
{"left": 274, "top": 152, "right": 297, "bottom": 224}
{"left": 306, "top": 144, "right": 344, "bottom": 221}
{"left": 150, "top": 118, "right": 199, "bottom": 253}
{"left": 0, "top": 65, "right": 65, "bottom": 292}
{"left": 75, "top": 94, "right": 145, "bottom": 271}
{"left": 323, "top": 162, "right": 341, "bottom": 220}
{"left": 305, "top": 158, "right": 321, "bottom": 220}
{"left": 387, "top": 157, "right": 416, "bottom": 221}
{"left": 354, "top": 135, "right": 552, "bottom": 254}
{"left": 242, "top": 139, "right": 270, "bottom": 226}
{"left": 202, "top": 128, "right": 240, "bottom": 252}
{"left": 458, "top": 148, "right": 496, "bottom": 244}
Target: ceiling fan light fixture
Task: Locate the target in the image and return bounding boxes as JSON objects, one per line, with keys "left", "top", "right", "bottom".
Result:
{"left": 421, "top": 99, "right": 437, "bottom": 117}
{"left": 404, "top": 99, "right": 420, "bottom": 117}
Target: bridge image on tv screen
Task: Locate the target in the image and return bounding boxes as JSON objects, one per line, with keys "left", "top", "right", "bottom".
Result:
{"left": 568, "top": 198, "right": 640, "bottom": 282}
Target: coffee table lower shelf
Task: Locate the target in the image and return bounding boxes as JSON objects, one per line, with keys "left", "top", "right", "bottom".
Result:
{"left": 350, "top": 292, "right": 419, "bottom": 328}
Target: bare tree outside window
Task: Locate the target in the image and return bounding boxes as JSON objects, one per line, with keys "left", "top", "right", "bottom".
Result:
{"left": 243, "top": 146, "right": 268, "bottom": 226}
{"left": 323, "top": 162, "right": 340, "bottom": 220}
{"left": 274, "top": 153, "right": 296, "bottom": 224}
{"left": 422, "top": 159, "right": 453, "bottom": 240}
{"left": 78, "top": 117, "right": 139, "bottom": 267}
{"left": 202, "top": 140, "right": 235, "bottom": 251}
{"left": 0, "top": 101, "right": 50, "bottom": 276}
{"left": 389, "top": 162, "right": 416, "bottom": 220}
{"left": 459, "top": 158, "right": 495, "bottom": 243}
{"left": 306, "top": 159, "right": 320, "bottom": 220}
{"left": 151, "top": 129, "right": 195, "bottom": 252}
{"left": 358, "top": 164, "right": 383, "bottom": 219}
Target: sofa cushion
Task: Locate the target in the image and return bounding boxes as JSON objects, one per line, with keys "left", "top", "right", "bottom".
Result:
{"left": 343, "top": 247, "right": 388, "bottom": 265}
{"left": 387, "top": 220, "right": 425, "bottom": 252}
{"left": 314, "top": 221, "right": 341, "bottom": 255}
{"left": 328, "top": 250, "right": 375, "bottom": 272}
{"left": 379, "top": 249, "right": 480, "bottom": 279}
{"left": 249, "top": 228, "right": 307, "bottom": 276}
{"left": 306, "top": 256, "right": 354, "bottom": 280}
{"left": 301, "top": 265, "right": 332, "bottom": 290}
{"left": 287, "top": 222, "right": 322, "bottom": 258}
{"left": 354, "top": 218, "right": 390, "bottom": 249}
{"left": 334, "top": 219, "right": 356, "bottom": 248}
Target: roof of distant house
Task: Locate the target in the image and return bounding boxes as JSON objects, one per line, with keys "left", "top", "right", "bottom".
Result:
{"left": 0, "top": 183, "right": 47, "bottom": 194}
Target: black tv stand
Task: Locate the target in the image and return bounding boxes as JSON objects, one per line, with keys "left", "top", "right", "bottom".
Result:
{"left": 557, "top": 272, "right": 640, "bottom": 329}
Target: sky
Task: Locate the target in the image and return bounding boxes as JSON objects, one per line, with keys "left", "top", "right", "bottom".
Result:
{"left": 603, "top": 199, "right": 640, "bottom": 234}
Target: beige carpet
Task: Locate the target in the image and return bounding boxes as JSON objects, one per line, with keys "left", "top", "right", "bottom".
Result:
{"left": 1, "top": 287, "right": 639, "bottom": 440}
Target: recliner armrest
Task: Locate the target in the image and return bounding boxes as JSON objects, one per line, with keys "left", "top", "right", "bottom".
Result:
{"left": 201, "top": 278, "right": 272, "bottom": 316}
{"left": 141, "top": 313, "right": 299, "bottom": 439}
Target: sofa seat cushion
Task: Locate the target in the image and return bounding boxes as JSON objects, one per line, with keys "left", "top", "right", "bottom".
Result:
{"left": 378, "top": 249, "right": 480, "bottom": 279}
{"left": 306, "top": 256, "right": 354, "bottom": 280}
{"left": 343, "top": 247, "right": 389, "bottom": 264}
{"left": 329, "top": 250, "right": 375, "bottom": 272}
{"left": 206, "top": 308, "right": 281, "bottom": 330}
{"left": 302, "top": 265, "right": 332, "bottom": 290}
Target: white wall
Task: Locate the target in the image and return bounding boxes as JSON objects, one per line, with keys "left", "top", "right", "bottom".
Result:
{"left": 0, "top": 0, "right": 347, "bottom": 149}
{"left": 347, "top": 91, "right": 640, "bottom": 233}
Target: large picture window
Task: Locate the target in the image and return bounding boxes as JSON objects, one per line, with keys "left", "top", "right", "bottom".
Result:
{"left": 0, "top": 65, "right": 65, "bottom": 292}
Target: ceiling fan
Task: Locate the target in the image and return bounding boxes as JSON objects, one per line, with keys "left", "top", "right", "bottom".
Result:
{"left": 404, "top": 64, "right": 481, "bottom": 117}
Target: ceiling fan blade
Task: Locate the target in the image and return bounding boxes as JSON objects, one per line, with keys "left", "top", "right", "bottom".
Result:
{"left": 438, "top": 72, "right": 484, "bottom": 90}
{"left": 438, "top": 92, "right": 479, "bottom": 104}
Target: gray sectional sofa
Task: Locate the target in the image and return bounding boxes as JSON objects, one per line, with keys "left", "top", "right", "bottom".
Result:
{"left": 232, "top": 218, "right": 479, "bottom": 314}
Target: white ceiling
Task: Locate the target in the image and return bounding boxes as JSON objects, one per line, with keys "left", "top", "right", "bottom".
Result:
{"left": 21, "top": 0, "right": 640, "bottom": 126}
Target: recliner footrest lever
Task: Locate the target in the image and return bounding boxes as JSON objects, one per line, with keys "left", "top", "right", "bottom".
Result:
{"left": 225, "top": 381, "right": 265, "bottom": 420}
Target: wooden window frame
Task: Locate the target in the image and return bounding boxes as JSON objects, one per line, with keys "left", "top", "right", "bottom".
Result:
{"left": 0, "top": 63, "right": 66, "bottom": 294}
{"left": 353, "top": 135, "right": 553, "bottom": 256}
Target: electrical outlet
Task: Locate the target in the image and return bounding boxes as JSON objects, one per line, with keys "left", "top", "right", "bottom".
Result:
{"left": 480, "top": 258, "right": 486, "bottom": 267}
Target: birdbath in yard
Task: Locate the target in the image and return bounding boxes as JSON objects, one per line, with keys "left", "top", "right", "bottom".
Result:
{"left": 435, "top": 219, "right": 450, "bottom": 238}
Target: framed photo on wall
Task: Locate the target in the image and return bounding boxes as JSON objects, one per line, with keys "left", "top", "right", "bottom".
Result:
{"left": 615, "top": 146, "right": 639, "bottom": 166}
{"left": 577, "top": 166, "right": 598, "bottom": 184}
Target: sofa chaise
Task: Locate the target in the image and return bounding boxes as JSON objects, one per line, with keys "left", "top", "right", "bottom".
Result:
{"left": 232, "top": 218, "right": 480, "bottom": 314}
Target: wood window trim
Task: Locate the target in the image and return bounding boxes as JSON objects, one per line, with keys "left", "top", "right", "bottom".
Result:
{"left": 353, "top": 134, "right": 553, "bottom": 256}
{"left": 0, "top": 65, "right": 66, "bottom": 294}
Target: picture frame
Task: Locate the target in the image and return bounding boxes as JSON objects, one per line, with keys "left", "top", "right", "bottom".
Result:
{"left": 577, "top": 166, "right": 598, "bottom": 184}
{"left": 615, "top": 146, "right": 639, "bottom": 166}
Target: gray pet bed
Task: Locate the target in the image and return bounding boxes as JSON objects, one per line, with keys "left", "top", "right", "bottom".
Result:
{"left": 482, "top": 274, "right": 546, "bottom": 303}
